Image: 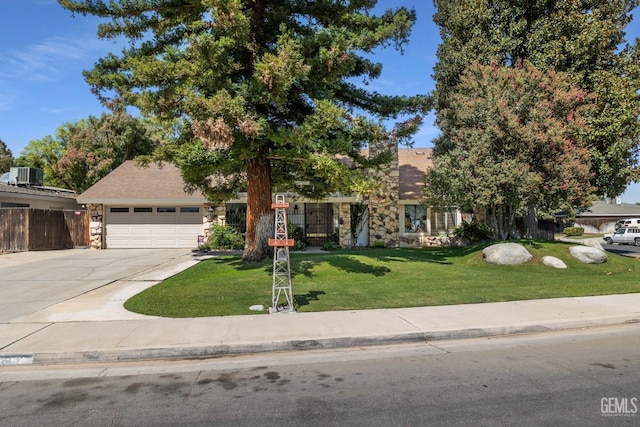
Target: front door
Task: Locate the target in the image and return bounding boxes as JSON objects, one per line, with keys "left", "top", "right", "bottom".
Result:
{"left": 305, "top": 203, "right": 335, "bottom": 246}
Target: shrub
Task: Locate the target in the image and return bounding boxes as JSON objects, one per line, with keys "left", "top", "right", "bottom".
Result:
{"left": 207, "top": 224, "right": 245, "bottom": 250}
{"left": 452, "top": 221, "right": 494, "bottom": 242}
{"left": 322, "top": 229, "right": 341, "bottom": 251}
{"left": 563, "top": 226, "right": 584, "bottom": 237}
{"left": 373, "top": 240, "right": 386, "bottom": 248}
{"left": 288, "top": 222, "right": 307, "bottom": 251}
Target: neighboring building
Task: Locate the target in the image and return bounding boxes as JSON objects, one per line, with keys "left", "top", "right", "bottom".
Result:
{"left": 574, "top": 200, "right": 640, "bottom": 233}
{"left": 78, "top": 145, "right": 462, "bottom": 250}
{"left": 0, "top": 169, "right": 80, "bottom": 210}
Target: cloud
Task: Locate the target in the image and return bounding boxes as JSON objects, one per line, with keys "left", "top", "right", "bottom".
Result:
{"left": 0, "top": 34, "right": 110, "bottom": 82}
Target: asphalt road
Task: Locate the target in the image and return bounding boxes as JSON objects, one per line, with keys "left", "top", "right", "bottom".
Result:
{"left": 1, "top": 324, "right": 638, "bottom": 426}
{"left": 603, "top": 242, "right": 640, "bottom": 257}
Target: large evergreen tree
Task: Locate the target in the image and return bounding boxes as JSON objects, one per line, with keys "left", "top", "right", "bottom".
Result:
{"left": 433, "top": 0, "right": 640, "bottom": 200}
{"left": 58, "top": 0, "right": 430, "bottom": 262}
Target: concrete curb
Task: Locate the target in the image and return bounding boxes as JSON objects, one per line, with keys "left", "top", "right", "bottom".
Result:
{"left": 3, "top": 315, "right": 637, "bottom": 366}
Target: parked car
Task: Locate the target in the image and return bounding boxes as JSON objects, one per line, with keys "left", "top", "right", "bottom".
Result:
{"left": 603, "top": 227, "right": 640, "bottom": 245}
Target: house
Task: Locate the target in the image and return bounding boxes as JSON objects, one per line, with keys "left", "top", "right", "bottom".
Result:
{"left": 0, "top": 170, "right": 86, "bottom": 252}
{"left": 78, "top": 142, "right": 462, "bottom": 249}
{"left": 0, "top": 170, "right": 80, "bottom": 210}
{"left": 574, "top": 200, "right": 640, "bottom": 233}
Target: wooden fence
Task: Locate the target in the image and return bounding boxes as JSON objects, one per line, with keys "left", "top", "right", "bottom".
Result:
{"left": 0, "top": 208, "right": 89, "bottom": 252}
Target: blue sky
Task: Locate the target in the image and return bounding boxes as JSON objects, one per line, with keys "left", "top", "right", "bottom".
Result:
{"left": 1, "top": 0, "right": 640, "bottom": 202}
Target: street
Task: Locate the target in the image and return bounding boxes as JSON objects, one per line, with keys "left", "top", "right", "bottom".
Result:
{"left": 1, "top": 324, "right": 638, "bottom": 426}
{"left": 603, "top": 242, "right": 640, "bottom": 258}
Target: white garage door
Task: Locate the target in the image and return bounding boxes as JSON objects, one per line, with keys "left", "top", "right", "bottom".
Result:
{"left": 106, "top": 207, "right": 203, "bottom": 248}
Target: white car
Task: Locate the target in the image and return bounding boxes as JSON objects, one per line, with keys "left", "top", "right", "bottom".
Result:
{"left": 603, "top": 227, "right": 640, "bottom": 245}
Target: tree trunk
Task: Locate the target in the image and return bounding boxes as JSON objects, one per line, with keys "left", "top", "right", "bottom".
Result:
{"left": 242, "top": 152, "right": 273, "bottom": 263}
{"left": 523, "top": 204, "right": 539, "bottom": 239}
{"left": 496, "top": 206, "right": 509, "bottom": 240}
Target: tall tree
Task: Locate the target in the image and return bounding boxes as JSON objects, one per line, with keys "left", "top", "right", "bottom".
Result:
{"left": 433, "top": 0, "right": 640, "bottom": 199}
{"left": 54, "top": 111, "right": 156, "bottom": 192}
{"left": 0, "top": 139, "right": 13, "bottom": 173}
{"left": 17, "top": 112, "right": 156, "bottom": 191}
{"left": 58, "top": 0, "right": 430, "bottom": 263}
{"left": 425, "top": 61, "right": 593, "bottom": 239}
{"left": 16, "top": 134, "right": 67, "bottom": 187}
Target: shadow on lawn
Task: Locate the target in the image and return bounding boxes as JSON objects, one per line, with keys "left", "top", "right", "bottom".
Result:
{"left": 294, "top": 290, "right": 326, "bottom": 307}
{"left": 200, "top": 244, "right": 491, "bottom": 277}
{"left": 291, "top": 255, "right": 392, "bottom": 278}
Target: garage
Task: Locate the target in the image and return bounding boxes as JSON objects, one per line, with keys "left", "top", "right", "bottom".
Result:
{"left": 106, "top": 206, "right": 203, "bottom": 249}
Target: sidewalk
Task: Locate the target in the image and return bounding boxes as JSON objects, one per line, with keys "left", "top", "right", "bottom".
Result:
{"left": 1, "top": 251, "right": 639, "bottom": 366}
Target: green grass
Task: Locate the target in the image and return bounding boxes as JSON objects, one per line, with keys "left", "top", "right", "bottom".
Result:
{"left": 123, "top": 241, "right": 640, "bottom": 317}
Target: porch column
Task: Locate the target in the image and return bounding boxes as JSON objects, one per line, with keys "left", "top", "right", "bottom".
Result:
{"left": 338, "top": 203, "right": 351, "bottom": 247}
{"left": 89, "top": 204, "right": 104, "bottom": 249}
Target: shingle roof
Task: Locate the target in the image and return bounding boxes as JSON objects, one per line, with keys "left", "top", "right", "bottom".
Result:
{"left": 0, "top": 182, "right": 78, "bottom": 200}
{"left": 77, "top": 161, "right": 205, "bottom": 204}
{"left": 577, "top": 200, "right": 640, "bottom": 217}
{"left": 79, "top": 148, "right": 434, "bottom": 204}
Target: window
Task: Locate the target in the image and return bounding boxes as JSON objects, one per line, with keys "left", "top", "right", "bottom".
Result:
{"left": 430, "top": 209, "right": 458, "bottom": 234}
{"left": 157, "top": 207, "right": 176, "bottom": 213}
{"left": 180, "top": 207, "right": 200, "bottom": 213}
{"left": 0, "top": 202, "right": 30, "bottom": 208}
{"left": 110, "top": 207, "right": 129, "bottom": 213}
{"left": 404, "top": 205, "right": 426, "bottom": 233}
{"left": 133, "top": 207, "right": 153, "bottom": 213}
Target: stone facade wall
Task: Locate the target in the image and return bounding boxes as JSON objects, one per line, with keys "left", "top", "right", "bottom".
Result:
{"left": 398, "top": 234, "right": 463, "bottom": 248}
{"left": 89, "top": 204, "right": 104, "bottom": 249}
{"left": 338, "top": 202, "right": 352, "bottom": 247}
{"left": 367, "top": 141, "right": 400, "bottom": 247}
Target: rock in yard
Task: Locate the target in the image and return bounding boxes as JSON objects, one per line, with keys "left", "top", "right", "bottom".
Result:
{"left": 482, "top": 243, "right": 533, "bottom": 265}
{"left": 582, "top": 238, "right": 605, "bottom": 251}
{"left": 569, "top": 246, "right": 607, "bottom": 264}
{"left": 542, "top": 256, "right": 567, "bottom": 269}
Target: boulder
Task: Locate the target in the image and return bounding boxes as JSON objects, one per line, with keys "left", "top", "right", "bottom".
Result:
{"left": 482, "top": 243, "right": 533, "bottom": 265}
{"left": 569, "top": 246, "right": 607, "bottom": 264}
{"left": 582, "top": 238, "right": 605, "bottom": 251}
{"left": 542, "top": 256, "right": 567, "bottom": 269}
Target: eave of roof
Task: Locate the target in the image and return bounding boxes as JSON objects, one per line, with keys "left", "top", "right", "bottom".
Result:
{"left": 0, "top": 183, "right": 78, "bottom": 201}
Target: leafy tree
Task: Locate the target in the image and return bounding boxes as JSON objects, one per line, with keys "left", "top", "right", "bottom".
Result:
{"left": 58, "top": 0, "right": 430, "bottom": 263}
{"left": 424, "top": 61, "right": 593, "bottom": 239}
{"left": 17, "top": 112, "right": 156, "bottom": 191}
{"left": 432, "top": 0, "right": 640, "bottom": 199}
{"left": 16, "top": 134, "right": 68, "bottom": 187}
{"left": 54, "top": 111, "right": 156, "bottom": 192}
{"left": 0, "top": 139, "right": 13, "bottom": 173}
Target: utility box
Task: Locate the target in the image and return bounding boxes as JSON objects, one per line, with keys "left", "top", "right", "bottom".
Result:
{"left": 8, "top": 167, "right": 44, "bottom": 186}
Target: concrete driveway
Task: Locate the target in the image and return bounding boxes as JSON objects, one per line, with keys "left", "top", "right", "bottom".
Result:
{"left": 0, "top": 249, "right": 201, "bottom": 323}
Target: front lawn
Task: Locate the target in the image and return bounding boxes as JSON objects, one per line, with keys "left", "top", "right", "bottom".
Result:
{"left": 123, "top": 241, "right": 640, "bottom": 317}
